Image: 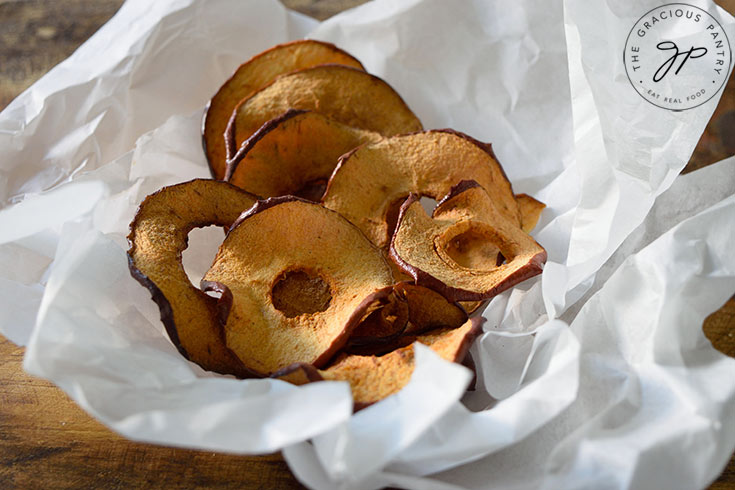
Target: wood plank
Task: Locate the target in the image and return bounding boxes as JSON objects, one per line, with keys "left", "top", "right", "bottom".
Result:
{"left": 0, "top": 0, "right": 125, "bottom": 109}
{"left": 685, "top": 0, "right": 735, "bottom": 173}
{"left": 0, "top": 337, "right": 304, "bottom": 489}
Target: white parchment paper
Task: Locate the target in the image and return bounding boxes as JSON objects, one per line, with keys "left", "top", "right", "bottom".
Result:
{"left": 0, "top": 0, "right": 734, "bottom": 488}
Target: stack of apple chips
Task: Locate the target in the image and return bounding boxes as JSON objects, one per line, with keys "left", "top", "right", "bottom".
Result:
{"left": 127, "top": 41, "right": 546, "bottom": 408}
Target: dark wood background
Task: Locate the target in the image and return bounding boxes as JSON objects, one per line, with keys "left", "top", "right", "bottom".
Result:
{"left": 0, "top": 0, "right": 733, "bottom": 488}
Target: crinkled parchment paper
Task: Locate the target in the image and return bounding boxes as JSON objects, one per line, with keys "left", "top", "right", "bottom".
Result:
{"left": 0, "top": 0, "right": 733, "bottom": 488}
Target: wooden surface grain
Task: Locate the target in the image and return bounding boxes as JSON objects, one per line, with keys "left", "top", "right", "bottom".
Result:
{"left": 0, "top": 0, "right": 734, "bottom": 489}
{"left": 0, "top": 337, "right": 301, "bottom": 489}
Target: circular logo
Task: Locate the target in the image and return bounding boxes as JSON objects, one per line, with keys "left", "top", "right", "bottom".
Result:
{"left": 624, "top": 3, "right": 731, "bottom": 111}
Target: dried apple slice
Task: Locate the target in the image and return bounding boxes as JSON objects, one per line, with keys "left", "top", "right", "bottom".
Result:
{"left": 203, "top": 40, "right": 365, "bottom": 181}
{"left": 226, "top": 64, "right": 422, "bottom": 158}
{"left": 458, "top": 301, "right": 485, "bottom": 315}
{"left": 390, "top": 180, "right": 546, "bottom": 302}
{"left": 516, "top": 193, "right": 546, "bottom": 233}
{"left": 226, "top": 110, "right": 382, "bottom": 201}
{"left": 457, "top": 193, "right": 544, "bottom": 315}
{"left": 201, "top": 197, "right": 394, "bottom": 376}
{"left": 127, "top": 179, "right": 258, "bottom": 377}
{"left": 274, "top": 317, "right": 484, "bottom": 409}
{"left": 322, "top": 130, "right": 520, "bottom": 251}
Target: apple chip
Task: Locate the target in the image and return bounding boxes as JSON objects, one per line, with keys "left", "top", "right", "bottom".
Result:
{"left": 390, "top": 180, "right": 546, "bottom": 302}
{"left": 226, "top": 110, "right": 382, "bottom": 201}
{"left": 226, "top": 64, "right": 422, "bottom": 158}
{"left": 516, "top": 193, "right": 546, "bottom": 233}
{"left": 458, "top": 301, "right": 485, "bottom": 315}
{"left": 201, "top": 197, "right": 394, "bottom": 376}
{"left": 274, "top": 317, "right": 484, "bottom": 409}
{"left": 203, "top": 40, "right": 365, "bottom": 181}
{"left": 127, "top": 179, "right": 258, "bottom": 377}
{"left": 456, "top": 193, "right": 545, "bottom": 316}
{"left": 322, "top": 130, "right": 520, "bottom": 250}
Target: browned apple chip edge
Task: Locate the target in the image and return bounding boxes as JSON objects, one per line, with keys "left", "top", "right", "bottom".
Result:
{"left": 225, "top": 108, "right": 308, "bottom": 180}
{"left": 271, "top": 316, "right": 485, "bottom": 411}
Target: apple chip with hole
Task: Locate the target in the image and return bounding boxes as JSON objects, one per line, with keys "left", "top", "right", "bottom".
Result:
{"left": 226, "top": 110, "right": 382, "bottom": 201}
{"left": 226, "top": 64, "right": 422, "bottom": 159}
{"left": 201, "top": 197, "right": 394, "bottom": 376}
{"left": 390, "top": 180, "right": 547, "bottom": 302}
{"left": 274, "top": 317, "right": 484, "bottom": 409}
{"left": 322, "top": 130, "right": 520, "bottom": 251}
{"left": 457, "top": 194, "right": 545, "bottom": 315}
{"left": 127, "top": 179, "right": 258, "bottom": 377}
{"left": 203, "top": 39, "right": 365, "bottom": 180}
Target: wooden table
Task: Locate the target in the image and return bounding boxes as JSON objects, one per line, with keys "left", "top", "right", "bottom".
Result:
{"left": 0, "top": 1, "right": 733, "bottom": 488}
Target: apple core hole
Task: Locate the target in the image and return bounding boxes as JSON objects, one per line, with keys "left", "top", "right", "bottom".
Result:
{"left": 444, "top": 228, "right": 503, "bottom": 270}
{"left": 183, "top": 225, "right": 224, "bottom": 287}
{"left": 419, "top": 196, "right": 438, "bottom": 213}
{"left": 271, "top": 270, "right": 332, "bottom": 318}
{"left": 386, "top": 195, "right": 440, "bottom": 244}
